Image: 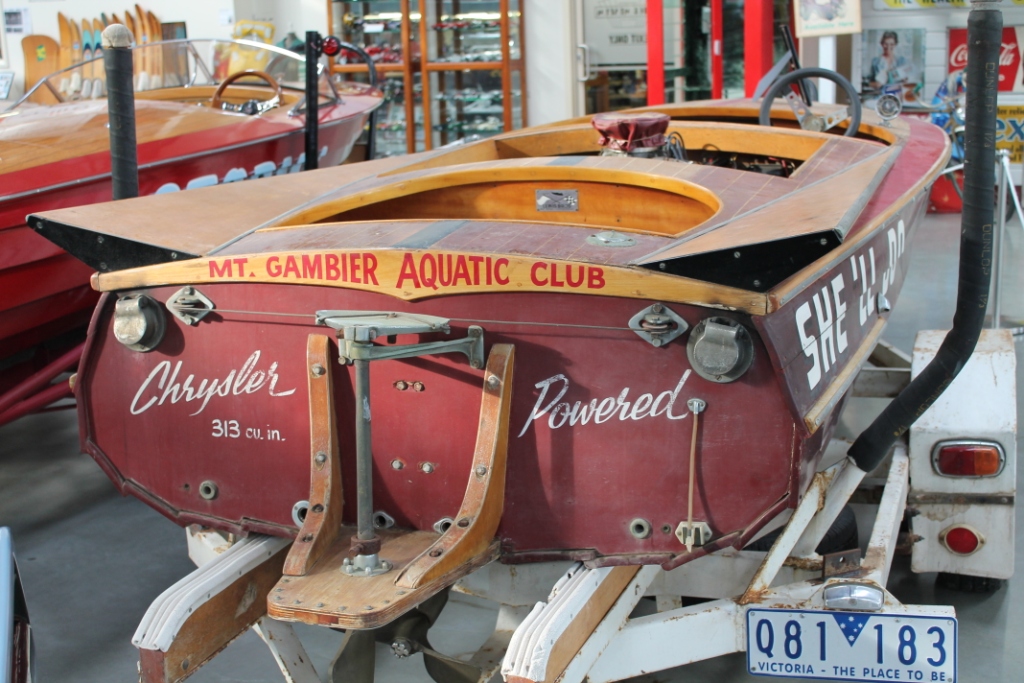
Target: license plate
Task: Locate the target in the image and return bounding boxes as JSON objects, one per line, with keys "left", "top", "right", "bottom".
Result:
{"left": 747, "top": 609, "right": 957, "bottom": 682}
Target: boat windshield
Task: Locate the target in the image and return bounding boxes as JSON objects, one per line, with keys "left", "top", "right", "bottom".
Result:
{"left": 6, "top": 38, "right": 339, "bottom": 111}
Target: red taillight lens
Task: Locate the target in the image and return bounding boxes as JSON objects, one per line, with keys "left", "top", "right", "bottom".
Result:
{"left": 941, "top": 525, "right": 983, "bottom": 555}
{"left": 933, "top": 441, "right": 1004, "bottom": 477}
{"left": 321, "top": 35, "right": 342, "bottom": 57}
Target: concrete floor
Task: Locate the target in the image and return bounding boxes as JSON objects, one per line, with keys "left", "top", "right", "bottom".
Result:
{"left": 1, "top": 211, "right": 1022, "bottom": 682}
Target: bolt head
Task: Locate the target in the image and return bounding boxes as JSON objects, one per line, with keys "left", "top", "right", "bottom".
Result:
{"left": 315, "top": 453, "right": 327, "bottom": 465}
{"left": 311, "top": 363, "right": 325, "bottom": 376}
{"left": 421, "top": 462, "right": 434, "bottom": 474}
{"left": 392, "top": 639, "right": 413, "bottom": 658}
{"left": 475, "top": 465, "right": 487, "bottom": 476}
{"left": 391, "top": 459, "right": 405, "bottom": 470}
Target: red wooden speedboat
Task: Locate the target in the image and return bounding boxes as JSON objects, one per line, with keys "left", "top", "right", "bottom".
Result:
{"left": 30, "top": 92, "right": 949, "bottom": 678}
{"left": 0, "top": 38, "right": 382, "bottom": 425}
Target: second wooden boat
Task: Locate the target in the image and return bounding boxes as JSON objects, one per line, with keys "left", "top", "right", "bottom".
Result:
{"left": 0, "top": 37, "right": 382, "bottom": 425}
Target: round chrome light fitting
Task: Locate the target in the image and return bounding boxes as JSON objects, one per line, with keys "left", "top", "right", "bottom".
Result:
{"left": 112, "top": 294, "right": 166, "bottom": 352}
{"left": 686, "top": 317, "right": 754, "bottom": 383}
{"left": 876, "top": 94, "right": 903, "bottom": 122}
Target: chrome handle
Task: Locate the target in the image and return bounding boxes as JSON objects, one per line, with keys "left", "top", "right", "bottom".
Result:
{"left": 577, "top": 44, "right": 594, "bottom": 82}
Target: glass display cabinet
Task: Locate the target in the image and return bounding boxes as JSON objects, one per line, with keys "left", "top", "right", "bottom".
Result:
{"left": 328, "top": 0, "right": 525, "bottom": 156}
{"left": 421, "top": 0, "right": 524, "bottom": 149}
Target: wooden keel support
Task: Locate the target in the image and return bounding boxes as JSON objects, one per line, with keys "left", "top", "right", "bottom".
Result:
{"left": 397, "top": 343, "right": 515, "bottom": 589}
{"left": 282, "top": 334, "right": 344, "bottom": 576}
{"left": 267, "top": 344, "right": 515, "bottom": 630}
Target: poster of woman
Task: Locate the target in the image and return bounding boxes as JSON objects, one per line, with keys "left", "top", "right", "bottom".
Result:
{"left": 862, "top": 28, "right": 927, "bottom": 102}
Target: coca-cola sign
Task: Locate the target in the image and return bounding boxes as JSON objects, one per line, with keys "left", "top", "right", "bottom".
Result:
{"left": 948, "top": 27, "right": 1023, "bottom": 92}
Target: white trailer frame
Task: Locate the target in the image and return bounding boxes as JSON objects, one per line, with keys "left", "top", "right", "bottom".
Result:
{"left": 135, "top": 330, "right": 1016, "bottom": 683}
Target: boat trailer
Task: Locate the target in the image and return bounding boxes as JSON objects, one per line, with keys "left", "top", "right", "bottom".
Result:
{"left": 131, "top": 329, "right": 1016, "bottom": 683}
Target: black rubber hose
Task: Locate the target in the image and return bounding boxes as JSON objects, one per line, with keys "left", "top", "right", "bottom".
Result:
{"left": 103, "top": 28, "right": 139, "bottom": 200}
{"left": 848, "top": 5, "right": 1001, "bottom": 473}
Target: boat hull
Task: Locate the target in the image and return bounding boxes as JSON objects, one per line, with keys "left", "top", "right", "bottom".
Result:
{"left": 0, "top": 116, "right": 367, "bottom": 403}
{"left": 75, "top": 188, "right": 927, "bottom": 567}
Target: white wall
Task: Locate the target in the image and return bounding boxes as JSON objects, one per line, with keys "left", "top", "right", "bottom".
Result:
{"left": 233, "top": 0, "right": 326, "bottom": 39}
{"left": 523, "top": 0, "right": 575, "bottom": 125}
{"left": 3, "top": 0, "right": 237, "bottom": 101}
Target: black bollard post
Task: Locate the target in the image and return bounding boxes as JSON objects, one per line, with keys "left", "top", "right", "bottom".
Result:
{"left": 305, "top": 30, "right": 321, "bottom": 171}
{"left": 102, "top": 24, "right": 139, "bottom": 200}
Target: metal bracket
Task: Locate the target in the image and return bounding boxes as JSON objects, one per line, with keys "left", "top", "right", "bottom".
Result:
{"left": 674, "top": 521, "right": 712, "bottom": 548}
{"left": 821, "top": 106, "right": 851, "bottom": 132}
{"left": 822, "top": 548, "right": 861, "bottom": 578}
{"left": 628, "top": 303, "right": 689, "bottom": 348}
{"left": 166, "top": 286, "right": 215, "bottom": 326}
{"left": 315, "top": 311, "right": 485, "bottom": 369}
{"left": 784, "top": 91, "right": 849, "bottom": 133}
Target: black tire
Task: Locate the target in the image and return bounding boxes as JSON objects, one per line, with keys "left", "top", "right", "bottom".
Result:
{"left": 758, "top": 67, "right": 863, "bottom": 138}
{"left": 745, "top": 505, "right": 859, "bottom": 554}
{"left": 936, "top": 572, "right": 1004, "bottom": 593}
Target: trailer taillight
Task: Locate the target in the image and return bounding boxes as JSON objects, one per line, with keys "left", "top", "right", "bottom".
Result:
{"left": 931, "top": 440, "right": 1005, "bottom": 477}
{"left": 940, "top": 524, "right": 984, "bottom": 556}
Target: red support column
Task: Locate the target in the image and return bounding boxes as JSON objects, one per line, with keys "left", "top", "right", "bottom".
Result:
{"left": 647, "top": 0, "right": 665, "bottom": 105}
{"left": 710, "top": 0, "right": 723, "bottom": 98}
{"left": 744, "top": 0, "right": 775, "bottom": 96}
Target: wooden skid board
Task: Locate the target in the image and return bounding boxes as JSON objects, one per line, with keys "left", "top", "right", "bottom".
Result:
{"left": 268, "top": 526, "right": 498, "bottom": 629}
{"left": 140, "top": 546, "right": 286, "bottom": 683}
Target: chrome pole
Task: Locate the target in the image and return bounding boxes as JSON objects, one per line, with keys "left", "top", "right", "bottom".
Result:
{"left": 994, "top": 149, "right": 1008, "bottom": 329}
{"left": 354, "top": 353, "right": 373, "bottom": 543}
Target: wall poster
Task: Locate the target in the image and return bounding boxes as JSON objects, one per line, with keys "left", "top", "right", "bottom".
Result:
{"left": 997, "top": 105, "right": 1024, "bottom": 163}
{"left": 861, "top": 28, "right": 927, "bottom": 102}
{"left": 948, "top": 26, "right": 1023, "bottom": 92}
{"left": 874, "top": 0, "right": 1024, "bottom": 9}
{"left": 794, "top": 0, "right": 862, "bottom": 38}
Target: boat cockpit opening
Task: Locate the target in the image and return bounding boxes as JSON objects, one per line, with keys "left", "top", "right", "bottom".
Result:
{"left": 309, "top": 165, "right": 722, "bottom": 237}
{"left": 392, "top": 121, "right": 824, "bottom": 178}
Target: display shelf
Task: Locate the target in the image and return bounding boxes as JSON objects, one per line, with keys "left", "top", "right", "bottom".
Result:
{"left": 419, "top": 0, "right": 524, "bottom": 149}
{"left": 328, "top": 0, "right": 524, "bottom": 155}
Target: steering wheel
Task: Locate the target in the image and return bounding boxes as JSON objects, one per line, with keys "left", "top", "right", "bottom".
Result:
{"left": 210, "top": 69, "right": 282, "bottom": 113}
{"left": 759, "top": 67, "right": 862, "bottom": 138}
